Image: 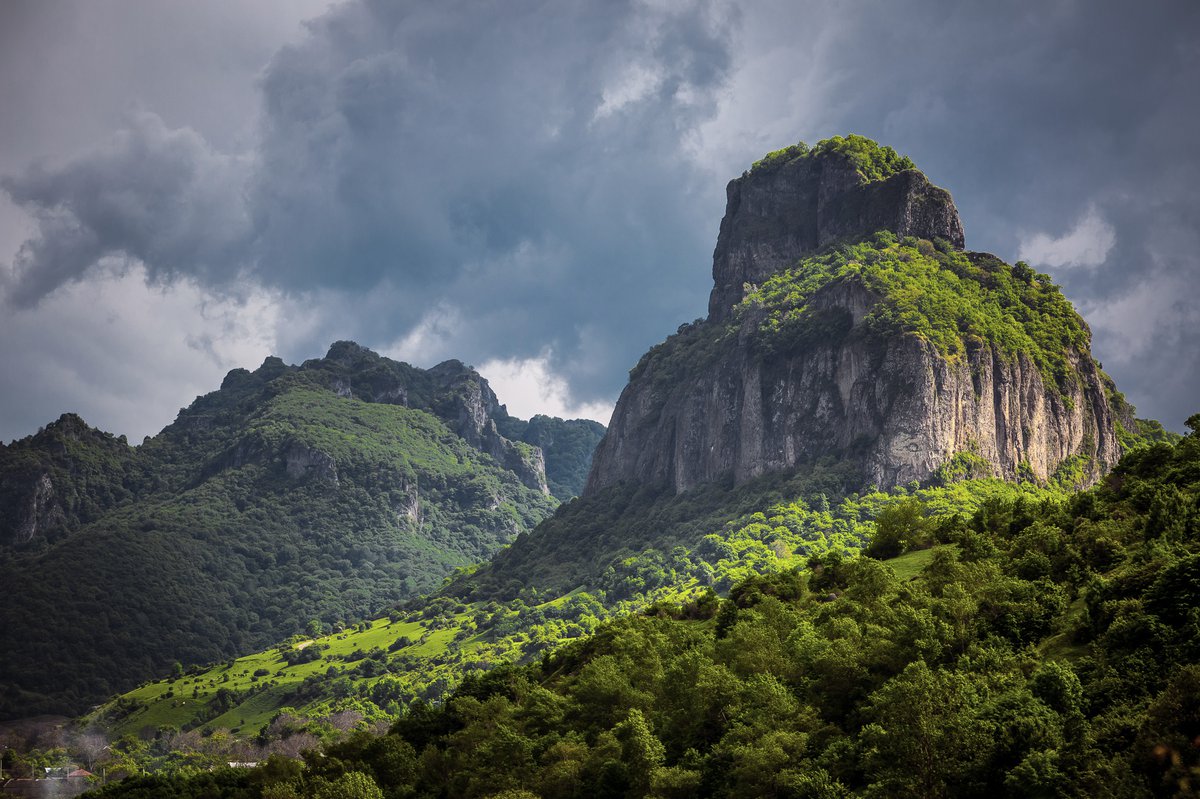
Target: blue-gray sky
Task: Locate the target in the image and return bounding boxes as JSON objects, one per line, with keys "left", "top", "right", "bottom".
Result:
{"left": 1, "top": 0, "right": 1198, "bottom": 442}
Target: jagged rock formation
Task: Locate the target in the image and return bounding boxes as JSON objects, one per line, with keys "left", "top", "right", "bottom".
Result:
{"left": 588, "top": 137, "right": 1128, "bottom": 495}
{"left": 425, "top": 359, "right": 548, "bottom": 494}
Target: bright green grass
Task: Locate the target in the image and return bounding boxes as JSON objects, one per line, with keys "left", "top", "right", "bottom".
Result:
{"left": 884, "top": 546, "right": 945, "bottom": 581}
{"left": 95, "top": 480, "right": 1062, "bottom": 740}
{"left": 103, "top": 535, "right": 932, "bottom": 738}
{"left": 209, "top": 685, "right": 297, "bottom": 733}
{"left": 104, "top": 615, "right": 470, "bottom": 736}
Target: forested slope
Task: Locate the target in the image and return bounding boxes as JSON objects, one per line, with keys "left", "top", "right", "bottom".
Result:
{"left": 0, "top": 343, "right": 600, "bottom": 719}
{"left": 85, "top": 416, "right": 1200, "bottom": 797}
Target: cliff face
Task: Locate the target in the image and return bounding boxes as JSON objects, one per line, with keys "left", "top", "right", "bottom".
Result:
{"left": 709, "top": 148, "right": 964, "bottom": 320}
{"left": 426, "top": 359, "right": 550, "bottom": 494}
{"left": 590, "top": 279, "right": 1121, "bottom": 494}
{"left": 587, "top": 138, "right": 1123, "bottom": 495}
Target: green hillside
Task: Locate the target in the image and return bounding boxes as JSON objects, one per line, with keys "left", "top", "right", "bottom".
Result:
{"left": 633, "top": 232, "right": 1094, "bottom": 406}
{"left": 81, "top": 417, "right": 1200, "bottom": 798}
{"left": 85, "top": 467, "right": 1060, "bottom": 741}
{"left": 0, "top": 344, "right": 602, "bottom": 720}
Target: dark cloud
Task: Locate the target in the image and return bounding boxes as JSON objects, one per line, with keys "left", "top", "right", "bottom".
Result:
{"left": 2, "top": 111, "right": 252, "bottom": 306}
{"left": 245, "top": 0, "right": 737, "bottom": 396}
{"left": 3, "top": 0, "right": 1199, "bottom": 434}
{"left": 4, "top": 0, "right": 736, "bottom": 401}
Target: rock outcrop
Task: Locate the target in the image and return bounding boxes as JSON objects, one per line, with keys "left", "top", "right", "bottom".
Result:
{"left": 587, "top": 138, "right": 1123, "bottom": 495}
{"left": 709, "top": 147, "right": 964, "bottom": 320}
{"left": 284, "top": 441, "right": 339, "bottom": 485}
{"left": 427, "top": 360, "right": 550, "bottom": 494}
{"left": 590, "top": 279, "right": 1121, "bottom": 494}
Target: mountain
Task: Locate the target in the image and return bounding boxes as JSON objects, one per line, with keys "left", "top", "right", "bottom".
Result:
{"left": 590, "top": 136, "right": 1132, "bottom": 497}
{"left": 61, "top": 139, "right": 1189, "bottom": 792}
{"left": 0, "top": 343, "right": 603, "bottom": 719}
{"left": 453, "top": 136, "right": 1171, "bottom": 603}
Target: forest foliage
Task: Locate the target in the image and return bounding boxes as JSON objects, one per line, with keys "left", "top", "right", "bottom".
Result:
{"left": 0, "top": 346, "right": 596, "bottom": 720}
{"left": 81, "top": 416, "right": 1200, "bottom": 797}
{"left": 750, "top": 135, "right": 916, "bottom": 183}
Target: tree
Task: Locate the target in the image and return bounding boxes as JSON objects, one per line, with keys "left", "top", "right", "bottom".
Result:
{"left": 614, "top": 709, "right": 665, "bottom": 797}
{"left": 312, "top": 770, "right": 383, "bottom": 799}
{"left": 861, "top": 661, "right": 992, "bottom": 797}
{"left": 865, "top": 498, "right": 927, "bottom": 559}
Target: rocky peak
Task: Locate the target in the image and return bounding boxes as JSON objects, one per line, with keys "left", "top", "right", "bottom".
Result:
{"left": 427, "top": 359, "right": 504, "bottom": 444}
{"left": 427, "top": 359, "right": 549, "bottom": 494}
{"left": 708, "top": 136, "right": 964, "bottom": 320}
{"left": 168, "top": 342, "right": 550, "bottom": 494}
{"left": 586, "top": 137, "right": 1133, "bottom": 497}
{"left": 1, "top": 413, "right": 134, "bottom": 546}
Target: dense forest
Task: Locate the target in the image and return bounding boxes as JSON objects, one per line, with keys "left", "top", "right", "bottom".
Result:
{"left": 71, "top": 415, "right": 1200, "bottom": 797}
{"left": 0, "top": 344, "right": 602, "bottom": 719}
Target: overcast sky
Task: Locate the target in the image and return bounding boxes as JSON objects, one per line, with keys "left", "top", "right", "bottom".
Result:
{"left": 2, "top": 0, "right": 1198, "bottom": 443}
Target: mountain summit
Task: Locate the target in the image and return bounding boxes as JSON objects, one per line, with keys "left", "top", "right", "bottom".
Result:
{"left": 588, "top": 136, "right": 1136, "bottom": 495}
{"left": 708, "top": 137, "right": 965, "bottom": 320}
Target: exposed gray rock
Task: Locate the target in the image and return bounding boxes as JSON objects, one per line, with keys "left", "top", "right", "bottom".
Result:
{"left": 590, "top": 279, "right": 1121, "bottom": 494}
{"left": 588, "top": 145, "right": 1122, "bottom": 496}
{"left": 709, "top": 152, "right": 964, "bottom": 320}
{"left": 13, "top": 472, "right": 64, "bottom": 544}
{"left": 428, "top": 360, "right": 550, "bottom": 494}
{"left": 284, "top": 442, "right": 339, "bottom": 485}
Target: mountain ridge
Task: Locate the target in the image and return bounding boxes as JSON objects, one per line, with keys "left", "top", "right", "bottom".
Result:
{"left": 26, "top": 138, "right": 1196, "bottom": 799}
{"left": 0, "top": 343, "right": 604, "bottom": 718}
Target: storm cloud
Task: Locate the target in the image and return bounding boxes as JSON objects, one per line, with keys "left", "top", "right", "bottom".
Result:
{"left": 2, "top": 0, "right": 1199, "bottom": 441}
{"left": 2, "top": 111, "right": 253, "bottom": 305}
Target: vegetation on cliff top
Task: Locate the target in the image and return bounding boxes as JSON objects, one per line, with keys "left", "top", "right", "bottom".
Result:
{"left": 744, "top": 231, "right": 1091, "bottom": 386}
{"left": 751, "top": 134, "right": 916, "bottom": 182}
{"left": 630, "top": 231, "right": 1099, "bottom": 410}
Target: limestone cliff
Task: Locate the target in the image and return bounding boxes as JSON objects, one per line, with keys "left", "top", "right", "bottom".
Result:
{"left": 587, "top": 137, "right": 1128, "bottom": 495}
